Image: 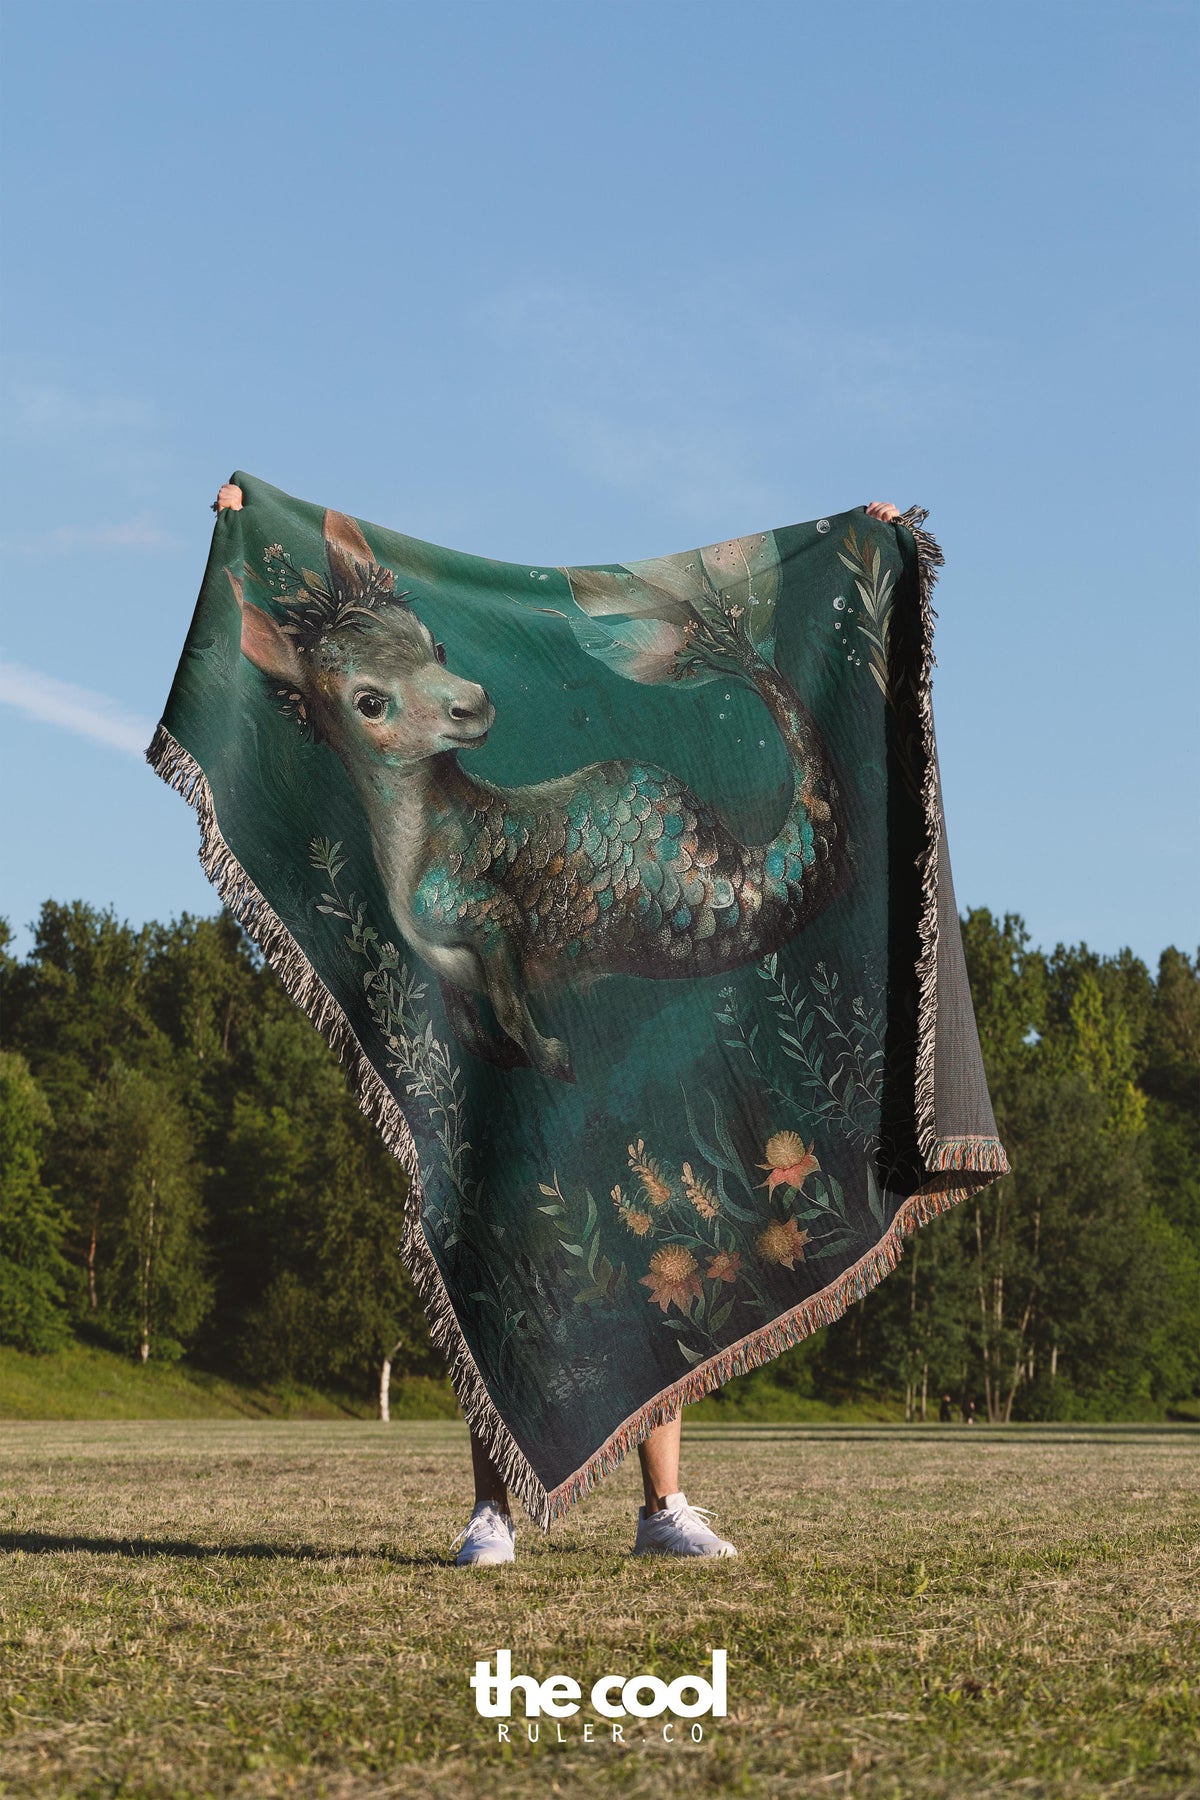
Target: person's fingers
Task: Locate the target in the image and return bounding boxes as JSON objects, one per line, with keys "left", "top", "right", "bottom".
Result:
{"left": 215, "top": 483, "right": 244, "bottom": 512}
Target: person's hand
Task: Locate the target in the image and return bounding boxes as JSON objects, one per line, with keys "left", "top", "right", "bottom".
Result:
{"left": 213, "top": 483, "right": 243, "bottom": 512}
{"left": 864, "top": 501, "right": 899, "bottom": 522}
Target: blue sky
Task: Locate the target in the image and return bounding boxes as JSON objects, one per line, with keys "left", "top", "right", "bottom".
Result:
{"left": 1, "top": 0, "right": 1196, "bottom": 967}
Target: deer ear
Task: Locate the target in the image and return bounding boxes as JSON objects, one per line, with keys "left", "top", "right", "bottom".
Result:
{"left": 240, "top": 601, "right": 305, "bottom": 687}
{"left": 324, "top": 509, "right": 375, "bottom": 567}
{"left": 324, "top": 509, "right": 393, "bottom": 601}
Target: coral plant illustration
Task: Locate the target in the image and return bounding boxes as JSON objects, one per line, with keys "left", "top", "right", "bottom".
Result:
{"left": 234, "top": 509, "right": 856, "bottom": 1084}
{"left": 758, "top": 1130, "right": 821, "bottom": 1196}
{"left": 541, "top": 1098, "right": 870, "bottom": 1370}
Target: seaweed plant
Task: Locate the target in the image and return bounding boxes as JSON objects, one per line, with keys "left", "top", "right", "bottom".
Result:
{"left": 309, "top": 838, "right": 471, "bottom": 1225}
{"left": 837, "top": 524, "right": 923, "bottom": 797}
{"left": 716, "top": 955, "right": 884, "bottom": 1156}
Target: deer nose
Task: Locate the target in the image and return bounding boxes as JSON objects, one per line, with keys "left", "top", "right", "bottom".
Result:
{"left": 448, "top": 685, "right": 491, "bottom": 723}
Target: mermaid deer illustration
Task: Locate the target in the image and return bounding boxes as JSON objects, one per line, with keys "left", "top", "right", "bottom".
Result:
{"left": 235, "top": 508, "right": 853, "bottom": 1082}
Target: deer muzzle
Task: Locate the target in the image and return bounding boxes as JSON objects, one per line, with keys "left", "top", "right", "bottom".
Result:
{"left": 445, "top": 683, "right": 494, "bottom": 744}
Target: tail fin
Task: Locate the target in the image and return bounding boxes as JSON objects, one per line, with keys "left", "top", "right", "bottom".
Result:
{"left": 559, "top": 530, "right": 781, "bottom": 687}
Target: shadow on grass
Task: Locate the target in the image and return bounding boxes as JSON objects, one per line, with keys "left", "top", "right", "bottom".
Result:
{"left": 0, "top": 1531, "right": 450, "bottom": 1567}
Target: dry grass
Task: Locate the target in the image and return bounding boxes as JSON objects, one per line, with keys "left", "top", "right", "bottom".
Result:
{"left": 0, "top": 1421, "right": 1196, "bottom": 1798}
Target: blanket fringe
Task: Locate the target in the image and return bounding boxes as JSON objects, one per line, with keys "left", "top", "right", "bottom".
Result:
{"left": 147, "top": 502, "right": 1000, "bottom": 1531}
{"left": 895, "top": 505, "right": 946, "bottom": 1166}
{"left": 927, "top": 1135, "right": 1010, "bottom": 1175}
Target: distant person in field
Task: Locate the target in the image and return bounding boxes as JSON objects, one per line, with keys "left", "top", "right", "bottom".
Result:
{"left": 214, "top": 479, "right": 902, "bottom": 1565}
{"left": 939, "top": 1393, "right": 953, "bottom": 1423}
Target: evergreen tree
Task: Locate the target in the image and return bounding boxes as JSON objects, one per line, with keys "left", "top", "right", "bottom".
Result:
{"left": 1138, "top": 948, "right": 1200, "bottom": 1404}
{"left": 90, "top": 1063, "right": 212, "bottom": 1360}
{"left": 219, "top": 981, "right": 435, "bottom": 1392}
{"left": 0, "top": 1052, "right": 71, "bottom": 1351}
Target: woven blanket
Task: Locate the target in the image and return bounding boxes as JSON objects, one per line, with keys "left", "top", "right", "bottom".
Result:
{"left": 149, "top": 472, "right": 1007, "bottom": 1525}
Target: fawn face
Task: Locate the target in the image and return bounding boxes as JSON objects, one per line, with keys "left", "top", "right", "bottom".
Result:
{"left": 240, "top": 598, "right": 494, "bottom": 768}
{"left": 312, "top": 613, "right": 494, "bottom": 766}
{"left": 237, "top": 507, "right": 494, "bottom": 771}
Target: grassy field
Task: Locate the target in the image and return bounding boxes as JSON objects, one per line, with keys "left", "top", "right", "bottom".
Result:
{"left": 0, "top": 1422, "right": 1196, "bottom": 1799}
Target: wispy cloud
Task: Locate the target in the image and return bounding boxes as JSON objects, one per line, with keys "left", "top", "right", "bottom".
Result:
{"left": 4, "top": 377, "right": 155, "bottom": 439}
{"left": 0, "top": 657, "right": 153, "bottom": 758}
{"left": 469, "top": 278, "right": 991, "bottom": 529}
{"left": 1, "top": 514, "right": 180, "bottom": 556}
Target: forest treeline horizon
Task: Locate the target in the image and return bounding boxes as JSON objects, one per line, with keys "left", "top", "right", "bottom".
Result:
{"left": 1, "top": 902, "right": 1197, "bottom": 1422}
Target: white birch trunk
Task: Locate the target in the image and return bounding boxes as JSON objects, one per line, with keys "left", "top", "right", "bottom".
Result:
{"left": 379, "top": 1338, "right": 406, "bottom": 1421}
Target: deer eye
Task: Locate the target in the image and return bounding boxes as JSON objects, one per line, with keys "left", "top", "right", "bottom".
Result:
{"left": 434, "top": 642, "right": 447, "bottom": 665}
{"left": 354, "top": 692, "right": 386, "bottom": 721}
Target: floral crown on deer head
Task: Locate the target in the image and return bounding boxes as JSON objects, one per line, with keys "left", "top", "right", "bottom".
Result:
{"left": 241, "top": 511, "right": 411, "bottom": 737}
{"left": 259, "top": 511, "right": 410, "bottom": 655}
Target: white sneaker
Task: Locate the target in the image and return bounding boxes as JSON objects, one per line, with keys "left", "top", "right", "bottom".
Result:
{"left": 451, "top": 1501, "right": 515, "bottom": 1567}
{"left": 633, "top": 1492, "right": 738, "bottom": 1558}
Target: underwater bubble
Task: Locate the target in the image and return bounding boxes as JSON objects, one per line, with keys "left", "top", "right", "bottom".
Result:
{"left": 833, "top": 596, "right": 846, "bottom": 611}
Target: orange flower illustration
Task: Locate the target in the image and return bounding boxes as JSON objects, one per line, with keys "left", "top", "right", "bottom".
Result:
{"left": 756, "top": 1218, "right": 812, "bottom": 1269}
{"left": 705, "top": 1249, "right": 742, "bottom": 1284}
{"left": 640, "top": 1245, "right": 703, "bottom": 1313}
{"left": 681, "top": 1161, "right": 719, "bottom": 1219}
{"left": 628, "top": 1138, "right": 673, "bottom": 1207}
{"left": 612, "top": 1182, "right": 653, "bottom": 1237}
{"left": 757, "top": 1130, "right": 820, "bottom": 1197}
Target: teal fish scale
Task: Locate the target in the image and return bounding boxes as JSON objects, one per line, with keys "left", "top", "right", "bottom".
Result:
{"left": 418, "top": 760, "right": 816, "bottom": 976}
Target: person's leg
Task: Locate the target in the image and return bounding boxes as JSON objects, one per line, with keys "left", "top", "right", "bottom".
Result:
{"left": 632, "top": 1409, "right": 736, "bottom": 1555}
{"left": 470, "top": 1417, "right": 679, "bottom": 1516}
{"left": 638, "top": 1412, "right": 681, "bottom": 1513}
{"left": 470, "top": 1427, "right": 510, "bottom": 1513}
{"left": 453, "top": 1430, "right": 516, "bottom": 1566}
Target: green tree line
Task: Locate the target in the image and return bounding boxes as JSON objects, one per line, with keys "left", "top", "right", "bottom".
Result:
{"left": 1, "top": 903, "right": 1196, "bottom": 1420}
